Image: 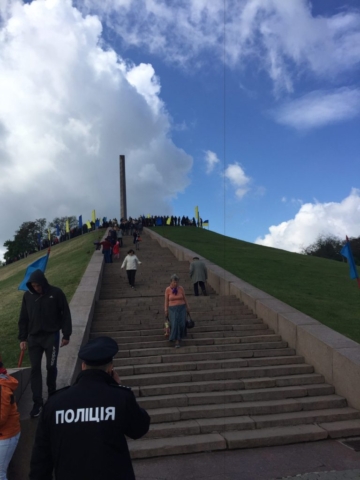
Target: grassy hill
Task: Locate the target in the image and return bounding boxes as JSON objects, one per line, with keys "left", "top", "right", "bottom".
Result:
{"left": 152, "top": 226, "right": 360, "bottom": 344}
{"left": 0, "top": 230, "right": 101, "bottom": 367}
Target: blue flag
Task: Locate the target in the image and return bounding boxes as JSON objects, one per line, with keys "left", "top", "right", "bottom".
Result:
{"left": 341, "top": 241, "right": 359, "bottom": 280}
{"left": 56, "top": 224, "right": 60, "bottom": 236}
{"left": 18, "top": 253, "right": 49, "bottom": 291}
{"left": 95, "top": 219, "right": 100, "bottom": 228}
{"left": 79, "top": 215, "right": 83, "bottom": 229}
{"left": 156, "top": 218, "right": 163, "bottom": 226}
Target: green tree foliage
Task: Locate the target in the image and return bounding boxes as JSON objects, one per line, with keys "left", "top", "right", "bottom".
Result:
{"left": 49, "top": 216, "right": 77, "bottom": 234}
{"left": 303, "top": 235, "right": 360, "bottom": 265}
{"left": 3, "top": 218, "right": 48, "bottom": 261}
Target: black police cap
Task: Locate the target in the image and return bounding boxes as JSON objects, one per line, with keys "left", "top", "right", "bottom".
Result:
{"left": 78, "top": 336, "right": 119, "bottom": 366}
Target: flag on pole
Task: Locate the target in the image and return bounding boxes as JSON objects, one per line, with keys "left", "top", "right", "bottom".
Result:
{"left": 341, "top": 237, "right": 360, "bottom": 288}
{"left": 95, "top": 219, "right": 100, "bottom": 229}
{"left": 48, "top": 228, "right": 51, "bottom": 241}
{"left": 56, "top": 224, "right": 60, "bottom": 236}
{"left": 65, "top": 219, "right": 70, "bottom": 233}
{"left": 203, "top": 220, "right": 209, "bottom": 227}
{"left": 91, "top": 210, "right": 96, "bottom": 223}
{"left": 86, "top": 221, "right": 92, "bottom": 229}
{"left": 166, "top": 217, "right": 171, "bottom": 225}
{"left": 79, "top": 215, "right": 83, "bottom": 229}
{"left": 18, "top": 253, "right": 49, "bottom": 291}
{"left": 37, "top": 233, "right": 41, "bottom": 249}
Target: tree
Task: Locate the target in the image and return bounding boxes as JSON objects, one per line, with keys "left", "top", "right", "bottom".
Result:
{"left": 49, "top": 216, "right": 77, "bottom": 234}
{"left": 303, "top": 235, "right": 360, "bottom": 265}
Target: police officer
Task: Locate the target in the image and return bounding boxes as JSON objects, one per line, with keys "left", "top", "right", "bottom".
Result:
{"left": 29, "top": 336, "right": 150, "bottom": 480}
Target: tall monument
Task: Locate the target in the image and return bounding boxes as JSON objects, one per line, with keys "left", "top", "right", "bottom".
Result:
{"left": 119, "top": 155, "right": 127, "bottom": 220}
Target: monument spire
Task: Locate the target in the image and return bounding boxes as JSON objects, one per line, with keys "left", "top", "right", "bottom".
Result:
{"left": 119, "top": 155, "right": 127, "bottom": 221}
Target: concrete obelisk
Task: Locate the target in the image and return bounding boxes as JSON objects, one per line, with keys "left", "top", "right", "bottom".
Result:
{"left": 119, "top": 155, "right": 127, "bottom": 220}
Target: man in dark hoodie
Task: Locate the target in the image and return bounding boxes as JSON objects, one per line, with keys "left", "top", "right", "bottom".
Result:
{"left": 18, "top": 269, "right": 72, "bottom": 418}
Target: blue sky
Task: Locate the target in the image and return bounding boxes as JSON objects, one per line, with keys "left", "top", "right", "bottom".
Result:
{"left": 0, "top": 0, "right": 359, "bottom": 259}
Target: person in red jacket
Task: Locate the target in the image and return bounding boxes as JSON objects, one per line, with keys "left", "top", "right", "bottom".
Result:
{"left": 0, "top": 361, "right": 21, "bottom": 480}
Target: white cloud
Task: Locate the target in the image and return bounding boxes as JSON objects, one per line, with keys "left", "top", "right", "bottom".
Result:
{"left": 274, "top": 88, "right": 360, "bottom": 130}
{"left": 77, "top": 0, "right": 360, "bottom": 91}
{"left": 0, "top": 0, "right": 192, "bottom": 258}
{"left": 255, "top": 189, "right": 360, "bottom": 253}
{"left": 204, "top": 150, "right": 220, "bottom": 174}
{"left": 224, "top": 163, "right": 251, "bottom": 199}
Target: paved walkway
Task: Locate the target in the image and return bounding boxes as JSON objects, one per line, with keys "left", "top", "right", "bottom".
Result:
{"left": 133, "top": 439, "right": 360, "bottom": 480}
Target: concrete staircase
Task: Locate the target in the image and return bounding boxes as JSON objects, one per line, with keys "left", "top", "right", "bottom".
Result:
{"left": 90, "top": 231, "right": 360, "bottom": 459}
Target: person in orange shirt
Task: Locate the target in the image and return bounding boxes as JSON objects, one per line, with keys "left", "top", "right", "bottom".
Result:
{"left": 0, "top": 361, "right": 21, "bottom": 480}
{"left": 164, "top": 274, "right": 190, "bottom": 348}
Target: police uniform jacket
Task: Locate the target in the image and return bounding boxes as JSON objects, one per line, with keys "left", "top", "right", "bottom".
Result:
{"left": 29, "top": 369, "right": 150, "bottom": 480}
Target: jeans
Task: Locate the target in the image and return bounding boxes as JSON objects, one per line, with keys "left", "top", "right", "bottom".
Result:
{"left": 0, "top": 433, "right": 20, "bottom": 480}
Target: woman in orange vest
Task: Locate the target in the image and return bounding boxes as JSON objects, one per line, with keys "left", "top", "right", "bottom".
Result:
{"left": 0, "top": 361, "right": 21, "bottom": 480}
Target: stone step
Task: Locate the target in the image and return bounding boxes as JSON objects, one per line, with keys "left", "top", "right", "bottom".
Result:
{"left": 112, "top": 325, "right": 274, "bottom": 348}
{"left": 318, "top": 419, "right": 360, "bottom": 438}
{"left": 91, "top": 316, "right": 261, "bottom": 329}
{"left": 136, "top": 384, "right": 334, "bottom": 410}
{"left": 143, "top": 407, "right": 360, "bottom": 439}
{"left": 116, "top": 340, "right": 289, "bottom": 359}
{"left": 91, "top": 321, "right": 265, "bottom": 337}
{"left": 116, "top": 332, "right": 277, "bottom": 351}
{"left": 117, "top": 355, "right": 305, "bottom": 377}
{"left": 137, "top": 373, "right": 325, "bottom": 397}
{"left": 114, "top": 347, "right": 296, "bottom": 367}
{"left": 95, "top": 324, "right": 268, "bottom": 342}
{"left": 145, "top": 395, "right": 347, "bottom": 424}
{"left": 120, "top": 364, "right": 314, "bottom": 387}
{"left": 221, "top": 424, "right": 328, "bottom": 450}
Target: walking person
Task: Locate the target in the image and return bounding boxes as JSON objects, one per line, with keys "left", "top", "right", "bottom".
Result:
{"left": 189, "top": 257, "right": 208, "bottom": 296}
{"left": 0, "top": 361, "right": 21, "bottom": 480}
{"left": 29, "top": 336, "right": 150, "bottom": 480}
{"left": 164, "top": 274, "right": 190, "bottom": 348}
{"left": 121, "top": 249, "right": 142, "bottom": 289}
{"left": 18, "top": 270, "right": 72, "bottom": 418}
{"left": 116, "top": 227, "right": 123, "bottom": 247}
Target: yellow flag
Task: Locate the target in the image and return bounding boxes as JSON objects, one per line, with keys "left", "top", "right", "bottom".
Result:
{"left": 86, "top": 221, "right": 91, "bottom": 229}
{"left": 195, "top": 206, "right": 198, "bottom": 219}
{"left": 147, "top": 214, "right": 151, "bottom": 218}
{"left": 65, "top": 219, "right": 70, "bottom": 233}
{"left": 47, "top": 228, "right": 51, "bottom": 240}
{"left": 91, "top": 210, "right": 96, "bottom": 223}
{"left": 166, "top": 217, "right": 171, "bottom": 225}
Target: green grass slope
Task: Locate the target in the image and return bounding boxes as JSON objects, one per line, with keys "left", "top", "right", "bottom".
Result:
{"left": 152, "top": 227, "right": 360, "bottom": 344}
{"left": 0, "top": 230, "right": 101, "bottom": 367}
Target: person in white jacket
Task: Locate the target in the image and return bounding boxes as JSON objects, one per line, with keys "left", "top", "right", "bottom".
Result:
{"left": 121, "top": 249, "right": 142, "bottom": 288}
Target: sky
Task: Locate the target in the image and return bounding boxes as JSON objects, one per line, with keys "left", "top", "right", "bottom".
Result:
{"left": 0, "top": 0, "right": 360, "bottom": 260}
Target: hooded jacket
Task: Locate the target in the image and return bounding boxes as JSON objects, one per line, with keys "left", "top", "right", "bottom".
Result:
{"left": 18, "top": 270, "right": 72, "bottom": 341}
{"left": 0, "top": 373, "right": 21, "bottom": 440}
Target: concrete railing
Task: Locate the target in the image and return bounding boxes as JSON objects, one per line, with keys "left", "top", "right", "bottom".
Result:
{"left": 145, "top": 227, "right": 360, "bottom": 411}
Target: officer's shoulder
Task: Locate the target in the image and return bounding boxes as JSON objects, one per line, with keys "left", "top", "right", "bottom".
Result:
{"left": 49, "top": 385, "right": 71, "bottom": 397}
{"left": 110, "top": 384, "right": 133, "bottom": 392}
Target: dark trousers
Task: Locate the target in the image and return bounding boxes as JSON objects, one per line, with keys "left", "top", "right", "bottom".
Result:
{"left": 193, "top": 281, "right": 207, "bottom": 296}
{"left": 127, "top": 269, "right": 136, "bottom": 287}
{"left": 28, "top": 332, "right": 60, "bottom": 405}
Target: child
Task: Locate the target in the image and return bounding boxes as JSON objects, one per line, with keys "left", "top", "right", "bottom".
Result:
{"left": 113, "top": 241, "right": 120, "bottom": 260}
